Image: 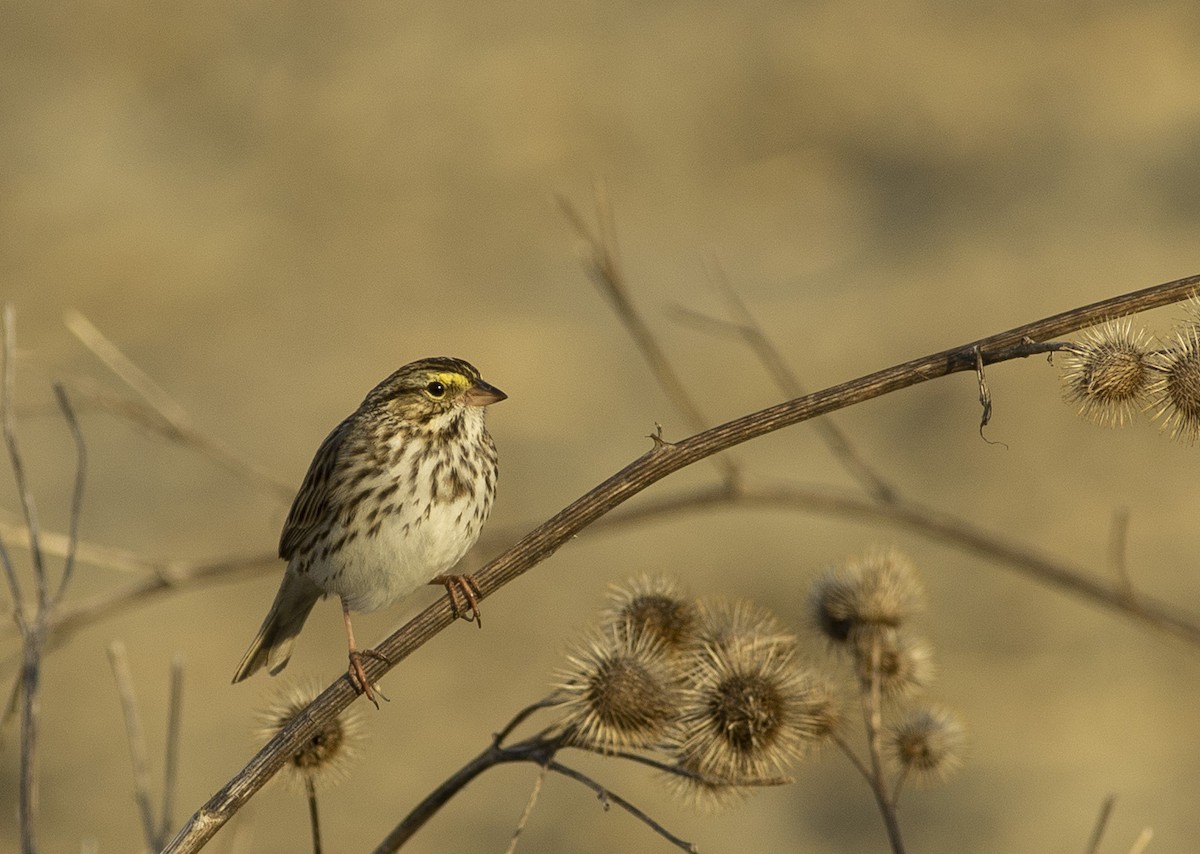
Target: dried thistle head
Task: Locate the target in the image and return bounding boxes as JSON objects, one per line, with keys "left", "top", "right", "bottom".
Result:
{"left": 888, "top": 705, "right": 966, "bottom": 785}
{"left": 257, "top": 682, "right": 363, "bottom": 792}
{"left": 601, "top": 573, "right": 699, "bottom": 652}
{"left": 853, "top": 628, "right": 936, "bottom": 699}
{"left": 1148, "top": 322, "right": 1200, "bottom": 444}
{"left": 553, "top": 628, "right": 681, "bottom": 753}
{"left": 809, "top": 548, "right": 923, "bottom": 645}
{"left": 690, "top": 596, "right": 796, "bottom": 657}
{"left": 670, "top": 641, "right": 829, "bottom": 804}
{"left": 1060, "top": 319, "right": 1154, "bottom": 428}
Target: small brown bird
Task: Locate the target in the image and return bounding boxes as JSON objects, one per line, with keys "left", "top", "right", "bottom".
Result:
{"left": 232, "top": 357, "right": 505, "bottom": 704}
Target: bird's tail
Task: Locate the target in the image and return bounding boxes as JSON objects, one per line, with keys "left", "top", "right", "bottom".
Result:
{"left": 232, "top": 570, "right": 323, "bottom": 683}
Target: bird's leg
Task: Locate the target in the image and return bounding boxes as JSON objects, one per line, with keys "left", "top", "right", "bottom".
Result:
{"left": 341, "top": 598, "right": 390, "bottom": 708}
{"left": 430, "top": 574, "right": 483, "bottom": 628}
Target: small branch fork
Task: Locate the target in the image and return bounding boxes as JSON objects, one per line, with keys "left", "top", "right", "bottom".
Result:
{"left": 163, "top": 270, "right": 1200, "bottom": 853}
{"left": 370, "top": 700, "right": 699, "bottom": 853}
{"left": 1, "top": 305, "right": 89, "bottom": 854}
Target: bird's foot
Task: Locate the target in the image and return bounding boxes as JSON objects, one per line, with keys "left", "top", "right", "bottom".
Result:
{"left": 348, "top": 647, "right": 391, "bottom": 709}
{"left": 431, "top": 574, "right": 483, "bottom": 628}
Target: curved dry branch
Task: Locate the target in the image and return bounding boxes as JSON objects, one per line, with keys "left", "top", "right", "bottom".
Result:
{"left": 591, "top": 477, "right": 1200, "bottom": 647}
{"left": 162, "top": 272, "right": 1200, "bottom": 853}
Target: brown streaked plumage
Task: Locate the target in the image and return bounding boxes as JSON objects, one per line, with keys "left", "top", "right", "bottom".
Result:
{"left": 232, "top": 357, "right": 505, "bottom": 705}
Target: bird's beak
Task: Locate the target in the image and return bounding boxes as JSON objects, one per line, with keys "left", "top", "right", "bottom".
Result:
{"left": 463, "top": 378, "right": 507, "bottom": 407}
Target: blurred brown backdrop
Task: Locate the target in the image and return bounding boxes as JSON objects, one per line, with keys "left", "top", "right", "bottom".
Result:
{"left": 3, "top": 2, "right": 1199, "bottom": 852}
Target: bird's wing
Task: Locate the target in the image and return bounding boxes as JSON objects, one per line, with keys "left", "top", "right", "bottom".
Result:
{"left": 278, "top": 414, "right": 355, "bottom": 560}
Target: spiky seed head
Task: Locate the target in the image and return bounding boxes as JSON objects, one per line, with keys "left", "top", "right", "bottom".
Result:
{"left": 854, "top": 627, "right": 936, "bottom": 698}
{"left": 690, "top": 596, "right": 796, "bottom": 657}
{"left": 888, "top": 706, "right": 966, "bottom": 785}
{"left": 1148, "top": 323, "right": 1200, "bottom": 444}
{"left": 809, "top": 548, "right": 923, "bottom": 645}
{"left": 256, "top": 681, "right": 363, "bottom": 792}
{"left": 601, "top": 574, "right": 699, "bottom": 652}
{"left": 553, "top": 628, "right": 680, "bottom": 753}
{"left": 1060, "top": 319, "right": 1153, "bottom": 428}
{"left": 670, "top": 641, "right": 828, "bottom": 806}
{"left": 797, "top": 675, "right": 843, "bottom": 745}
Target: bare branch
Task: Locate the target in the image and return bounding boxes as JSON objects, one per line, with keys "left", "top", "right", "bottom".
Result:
{"left": 108, "top": 640, "right": 158, "bottom": 850}
{"left": 0, "top": 513, "right": 161, "bottom": 575}
{"left": 1084, "top": 793, "right": 1118, "bottom": 854}
{"left": 50, "top": 383, "right": 86, "bottom": 606}
{"left": 1128, "top": 827, "right": 1154, "bottom": 854}
{"left": 702, "top": 262, "right": 898, "bottom": 502}
{"left": 558, "top": 193, "right": 738, "bottom": 482}
{"left": 504, "top": 763, "right": 547, "bottom": 854}
{"left": 64, "top": 310, "right": 192, "bottom": 429}
{"left": 159, "top": 655, "right": 186, "bottom": 849}
{"left": 64, "top": 311, "right": 294, "bottom": 501}
{"left": 591, "top": 478, "right": 1200, "bottom": 647}
{"left": 544, "top": 759, "right": 698, "bottom": 853}
{"left": 163, "top": 272, "right": 1200, "bottom": 853}
{"left": 3, "top": 304, "right": 39, "bottom": 622}
{"left": 861, "top": 634, "right": 906, "bottom": 854}
{"left": 4, "top": 304, "right": 46, "bottom": 854}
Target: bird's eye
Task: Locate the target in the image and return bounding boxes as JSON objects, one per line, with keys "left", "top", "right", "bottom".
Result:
{"left": 426, "top": 381, "right": 446, "bottom": 398}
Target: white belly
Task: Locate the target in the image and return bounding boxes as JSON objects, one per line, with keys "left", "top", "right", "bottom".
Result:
{"left": 305, "top": 494, "right": 485, "bottom": 613}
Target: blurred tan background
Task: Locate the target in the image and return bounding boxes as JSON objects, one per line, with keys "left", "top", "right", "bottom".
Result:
{"left": 3, "top": 2, "right": 1200, "bottom": 852}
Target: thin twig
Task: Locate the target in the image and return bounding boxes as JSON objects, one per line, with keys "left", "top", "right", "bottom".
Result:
{"left": 1128, "top": 827, "right": 1153, "bottom": 854}
{"left": 588, "top": 479, "right": 1200, "bottom": 648}
{"left": 164, "top": 271, "right": 1200, "bottom": 853}
{"left": 3, "top": 305, "right": 38, "bottom": 625}
{"left": 5, "top": 304, "right": 44, "bottom": 854}
{"left": 159, "top": 655, "right": 186, "bottom": 849}
{"left": 558, "top": 192, "right": 738, "bottom": 483}
{"left": 64, "top": 310, "right": 192, "bottom": 429}
{"left": 0, "top": 552, "right": 274, "bottom": 660}
{"left": 861, "top": 634, "right": 906, "bottom": 854}
{"left": 697, "top": 262, "right": 898, "bottom": 502}
{"left": 832, "top": 732, "right": 874, "bottom": 788}
{"left": 63, "top": 312, "right": 294, "bottom": 501}
{"left": 545, "top": 759, "right": 698, "bottom": 853}
{"left": 371, "top": 740, "right": 516, "bottom": 852}
{"left": 304, "top": 778, "right": 322, "bottom": 854}
{"left": 504, "top": 763, "right": 548, "bottom": 854}
{"left": 0, "top": 513, "right": 163, "bottom": 575}
{"left": 108, "top": 640, "right": 158, "bottom": 850}
{"left": 494, "top": 697, "right": 563, "bottom": 746}
{"left": 51, "top": 383, "right": 86, "bottom": 606}
{"left": 1084, "top": 793, "right": 1118, "bottom": 854}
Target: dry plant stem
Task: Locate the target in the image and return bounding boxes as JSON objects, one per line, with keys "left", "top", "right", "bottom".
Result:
{"left": 160, "top": 655, "right": 186, "bottom": 847}
{"left": 504, "top": 763, "right": 548, "bottom": 854}
{"left": 3, "top": 305, "right": 90, "bottom": 854}
{"left": 862, "top": 636, "right": 906, "bottom": 854}
{"left": 109, "top": 641, "right": 159, "bottom": 850}
{"left": 542, "top": 760, "right": 698, "bottom": 853}
{"left": 681, "top": 263, "right": 899, "bottom": 502}
{"left": 64, "top": 310, "right": 295, "bottom": 502}
{"left": 374, "top": 714, "right": 696, "bottom": 853}
{"left": 1128, "top": 827, "right": 1153, "bottom": 854}
{"left": 833, "top": 732, "right": 875, "bottom": 787}
{"left": 1085, "top": 793, "right": 1118, "bottom": 854}
{"left": 2, "top": 553, "right": 274, "bottom": 659}
{"left": 558, "top": 193, "right": 738, "bottom": 483}
{"left": 593, "top": 478, "right": 1200, "bottom": 647}
{"left": 164, "top": 272, "right": 1200, "bottom": 853}
{"left": 305, "top": 778, "right": 322, "bottom": 854}
{"left": 51, "top": 383, "right": 86, "bottom": 604}
{"left": 372, "top": 736, "right": 520, "bottom": 852}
